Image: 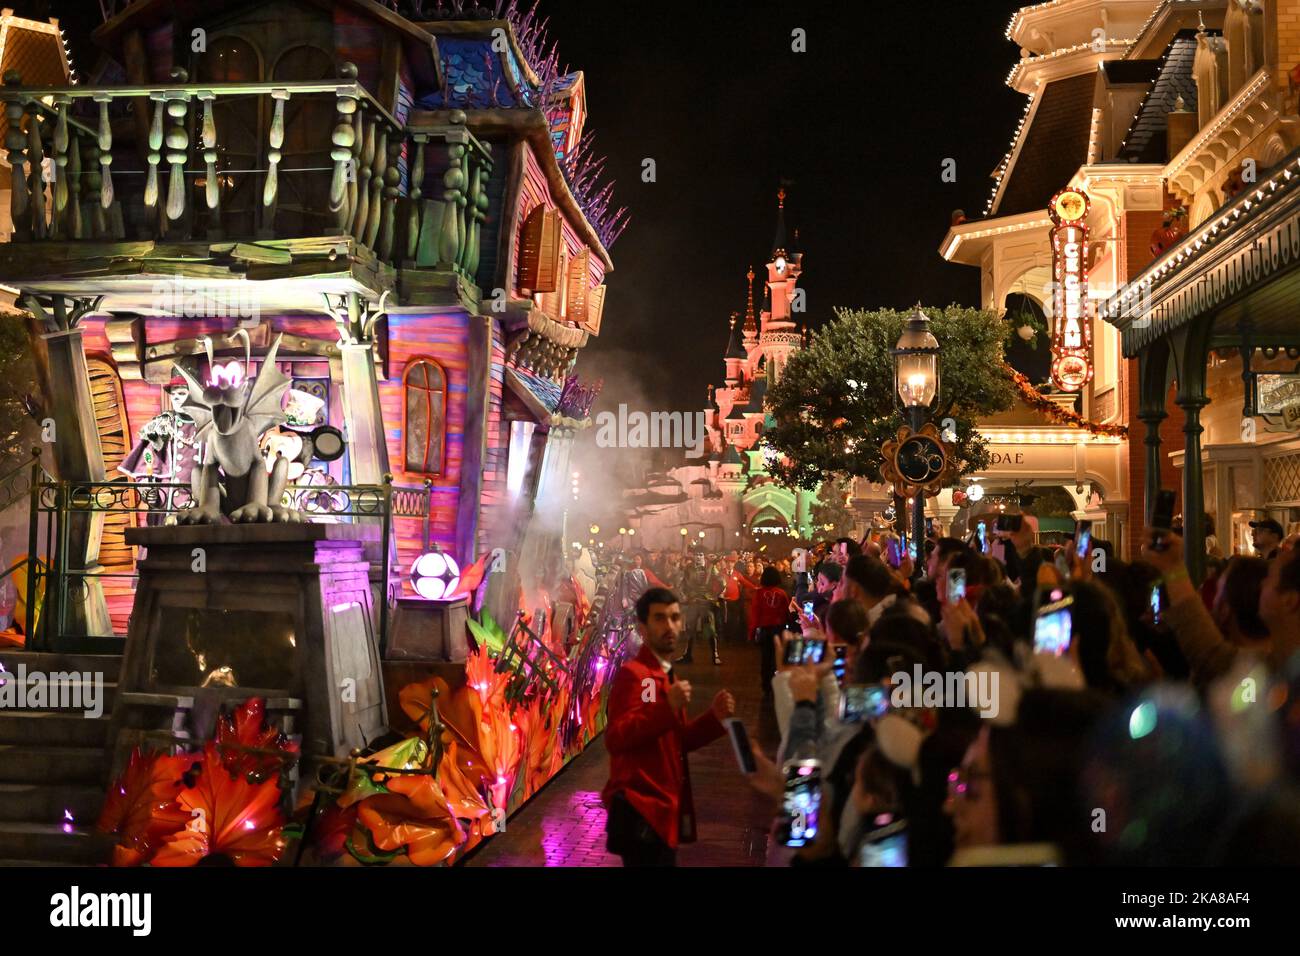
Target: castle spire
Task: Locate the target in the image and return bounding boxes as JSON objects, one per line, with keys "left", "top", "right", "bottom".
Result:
{"left": 743, "top": 266, "right": 758, "bottom": 342}
{"left": 771, "top": 186, "right": 788, "bottom": 258}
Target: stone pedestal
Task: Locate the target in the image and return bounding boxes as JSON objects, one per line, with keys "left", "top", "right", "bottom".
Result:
{"left": 109, "top": 523, "right": 387, "bottom": 787}
{"left": 388, "top": 597, "right": 468, "bottom": 662}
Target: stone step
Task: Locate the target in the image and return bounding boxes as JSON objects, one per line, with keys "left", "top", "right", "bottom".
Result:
{"left": 0, "top": 822, "right": 109, "bottom": 866}
{"left": 0, "top": 711, "right": 111, "bottom": 747}
{"left": 0, "top": 745, "right": 107, "bottom": 786}
{"left": 0, "top": 652, "right": 122, "bottom": 682}
{"left": 0, "top": 782, "right": 103, "bottom": 825}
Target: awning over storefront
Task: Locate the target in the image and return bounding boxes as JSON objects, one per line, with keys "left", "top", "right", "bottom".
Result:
{"left": 1102, "top": 144, "right": 1300, "bottom": 356}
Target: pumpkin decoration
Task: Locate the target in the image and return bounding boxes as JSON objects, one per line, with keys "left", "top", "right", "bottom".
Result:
{"left": 1150, "top": 206, "right": 1188, "bottom": 257}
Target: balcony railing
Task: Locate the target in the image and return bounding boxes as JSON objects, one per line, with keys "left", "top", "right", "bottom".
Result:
{"left": 0, "top": 63, "right": 493, "bottom": 278}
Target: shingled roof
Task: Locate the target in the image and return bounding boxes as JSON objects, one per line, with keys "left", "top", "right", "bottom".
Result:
{"left": 1115, "top": 31, "right": 1202, "bottom": 164}
{"left": 994, "top": 72, "right": 1096, "bottom": 217}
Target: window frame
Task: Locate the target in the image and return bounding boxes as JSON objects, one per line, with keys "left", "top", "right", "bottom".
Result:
{"left": 402, "top": 357, "right": 449, "bottom": 477}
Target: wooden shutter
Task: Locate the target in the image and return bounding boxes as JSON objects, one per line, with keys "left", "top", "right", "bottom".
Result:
{"left": 518, "top": 205, "right": 562, "bottom": 295}
{"left": 85, "top": 358, "right": 134, "bottom": 633}
{"left": 581, "top": 284, "right": 606, "bottom": 336}
{"left": 566, "top": 248, "right": 591, "bottom": 323}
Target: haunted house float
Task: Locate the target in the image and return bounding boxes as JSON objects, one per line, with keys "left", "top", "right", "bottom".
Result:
{"left": 0, "top": 0, "right": 625, "bottom": 866}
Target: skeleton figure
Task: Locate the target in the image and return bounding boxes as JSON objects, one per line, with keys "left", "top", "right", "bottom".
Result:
{"left": 173, "top": 330, "right": 303, "bottom": 524}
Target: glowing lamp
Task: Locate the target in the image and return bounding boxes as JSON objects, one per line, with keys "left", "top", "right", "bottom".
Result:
{"left": 411, "top": 549, "right": 461, "bottom": 601}
{"left": 892, "top": 305, "right": 940, "bottom": 410}
{"left": 967, "top": 483, "right": 985, "bottom": 503}
{"left": 680, "top": 528, "right": 688, "bottom": 537}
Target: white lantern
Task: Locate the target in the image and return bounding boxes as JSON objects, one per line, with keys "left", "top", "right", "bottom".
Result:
{"left": 411, "top": 549, "right": 462, "bottom": 601}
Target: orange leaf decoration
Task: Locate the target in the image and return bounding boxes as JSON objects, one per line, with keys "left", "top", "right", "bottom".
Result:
{"left": 97, "top": 748, "right": 191, "bottom": 864}
{"left": 151, "top": 743, "right": 287, "bottom": 867}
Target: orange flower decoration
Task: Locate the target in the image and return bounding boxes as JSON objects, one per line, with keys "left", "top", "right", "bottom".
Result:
{"left": 151, "top": 742, "right": 287, "bottom": 867}
{"left": 215, "top": 698, "right": 299, "bottom": 781}
{"left": 97, "top": 748, "right": 192, "bottom": 865}
{"left": 355, "top": 772, "right": 466, "bottom": 866}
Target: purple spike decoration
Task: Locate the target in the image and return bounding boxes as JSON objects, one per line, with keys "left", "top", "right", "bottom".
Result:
{"left": 556, "top": 374, "right": 602, "bottom": 422}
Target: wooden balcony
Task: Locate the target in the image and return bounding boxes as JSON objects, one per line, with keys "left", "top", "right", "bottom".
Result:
{"left": 0, "top": 64, "right": 493, "bottom": 310}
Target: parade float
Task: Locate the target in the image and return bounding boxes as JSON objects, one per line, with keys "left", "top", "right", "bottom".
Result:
{"left": 0, "top": 0, "right": 627, "bottom": 865}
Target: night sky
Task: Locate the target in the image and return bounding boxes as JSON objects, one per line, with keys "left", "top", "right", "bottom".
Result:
{"left": 30, "top": 0, "right": 1025, "bottom": 413}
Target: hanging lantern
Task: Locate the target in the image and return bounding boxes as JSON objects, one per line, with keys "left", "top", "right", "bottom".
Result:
{"left": 411, "top": 548, "right": 461, "bottom": 601}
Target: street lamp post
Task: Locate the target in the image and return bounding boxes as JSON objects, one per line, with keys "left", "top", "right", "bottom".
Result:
{"left": 892, "top": 304, "right": 941, "bottom": 581}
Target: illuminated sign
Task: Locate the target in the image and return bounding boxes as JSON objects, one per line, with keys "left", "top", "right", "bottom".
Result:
{"left": 1048, "top": 188, "right": 1093, "bottom": 393}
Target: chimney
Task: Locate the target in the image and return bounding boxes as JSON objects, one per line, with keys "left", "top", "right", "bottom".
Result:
{"left": 1166, "top": 94, "right": 1197, "bottom": 160}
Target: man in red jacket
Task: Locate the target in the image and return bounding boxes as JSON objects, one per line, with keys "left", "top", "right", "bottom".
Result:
{"left": 603, "top": 587, "right": 736, "bottom": 865}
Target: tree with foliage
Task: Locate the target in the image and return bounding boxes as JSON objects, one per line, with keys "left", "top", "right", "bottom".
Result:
{"left": 0, "top": 312, "right": 39, "bottom": 474}
{"left": 763, "top": 305, "right": 1016, "bottom": 491}
{"left": 808, "top": 476, "right": 858, "bottom": 540}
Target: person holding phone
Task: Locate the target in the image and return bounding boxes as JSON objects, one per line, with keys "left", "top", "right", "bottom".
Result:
{"left": 752, "top": 566, "right": 792, "bottom": 692}
{"left": 1144, "top": 530, "right": 1300, "bottom": 687}
{"left": 603, "top": 588, "right": 735, "bottom": 866}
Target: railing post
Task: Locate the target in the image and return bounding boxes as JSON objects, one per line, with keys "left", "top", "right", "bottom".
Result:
{"left": 164, "top": 70, "right": 190, "bottom": 223}
{"left": 51, "top": 95, "right": 69, "bottom": 239}
{"left": 67, "top": 130, "right": 82, "bottom": 239}
{"left": 364, "top": 125, "right": 387, "bottom": 251}
{"left": 332, "top": 65, "right": 359, "bottom": 230}
{"left": 378, "top": 134, "right": 400, "bottom": 262}
{"left": 144, "top": 92, "right": 164, "bottom": 222}
{"left": 83, "top": 132, "right": 106, "bottom": 238}
{"left": 198, "top": 90, "right": 220, "bottom": 239}
{"left": 24, "top": 102, "right": 46, "bottom": 239}
{"left": 56, "top": 481, "right": 71, "bottom": 647}
{"left": 24, "top": 448, "right": 40, "bottom": 644}
{"left": 3, "top": 72, "right": 29, "bottom": 240}
{"left": 262, "top": 88, "right": 288, "bottom": 235}
{"left": 353, "top": 111, "right": 374, "bottom": 242}
{"left": 93, "top": 92, "right": 114, "bottom": 213}
{"left": 407, "top": 134, "right": 425, "bottom": 263}
{"left": 379, "top": 473, "right": 393, "bottom": 658}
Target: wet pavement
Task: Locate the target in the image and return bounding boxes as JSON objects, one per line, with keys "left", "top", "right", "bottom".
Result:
{"left": 462, "top": 636, "right": 782, "bottom": 867}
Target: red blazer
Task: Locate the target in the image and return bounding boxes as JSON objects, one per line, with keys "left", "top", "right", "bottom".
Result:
{"left": 602, "top": 644, "right": 726, "bottom": 847}
{"left": 750, "top": 585, "right": 790, "bottom": 630}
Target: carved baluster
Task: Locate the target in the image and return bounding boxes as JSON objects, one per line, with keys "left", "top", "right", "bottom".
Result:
{"left": 263, "top": 89, "right": 288, "bottom": 225}
{"left": 378, "top": 134, "right": 400, "bottom": 261}
{"left": 67, "top": 130, "right": 82, "bottom": 239}
{"left": 51, "top": 95, "right": 69, "bottom": 239}
{"left": 364, "top": 125, "right": 387, "bottom": 250}
{"left": 464, "top": 152, "right": 490, "bottom": 277}
{"left": 352, "top": 111, "right": 374, "bottom": 241}
{"left": 26, "top": 105, "right": 46, "bottom": 239}
{"left": 407, "top": 134, "right": 425, "bottom": 262}
{"left": 332, "top": 64, "right": 359, "bottom": 229}
{"left": 144, "top": 93, "right": 164, "bottom": 215}
{"left": 164, "top": 72, "right": 190, "bottom": 222}
{"left": 439, "top": 143, "right": 465, "bottom": 266}
{"left": 347, "top": 108, "right": 362, "bottom": 238}
{"left": 198, "top": 91, "right": 220, "bottom": 238}
{"left": 3, "top": 74, "right": 28, "bottom": 239}
{"left": 94, "top": 92, "right": 114, "bottom": 211}
{"left": 83, "top": 137, "right": 106, "bottom": 238}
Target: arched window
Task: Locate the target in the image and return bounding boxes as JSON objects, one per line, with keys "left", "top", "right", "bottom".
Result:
{"left": 403, "top": 359, "right": 447, "bottom": 475}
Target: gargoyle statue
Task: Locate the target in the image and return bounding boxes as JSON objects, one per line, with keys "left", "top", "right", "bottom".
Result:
{"left": 173, "top": 330, "right": 303, "bottom": 524}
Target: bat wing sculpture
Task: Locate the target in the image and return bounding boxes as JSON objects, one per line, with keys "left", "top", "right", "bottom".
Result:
{"left": 174, "top": 331, "right": 303, "bottom": 524}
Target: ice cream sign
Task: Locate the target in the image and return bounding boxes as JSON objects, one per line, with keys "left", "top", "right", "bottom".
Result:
{"left": 1048, "top": 188, "right": 1093, "bottom": 393}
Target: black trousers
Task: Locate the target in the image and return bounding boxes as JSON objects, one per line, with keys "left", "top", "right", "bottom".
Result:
{"left": 606, "top": 792, "right": 676, "bottom": 867}
{"left": 756, "top": 625, "right": 783, "bottom": 694}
